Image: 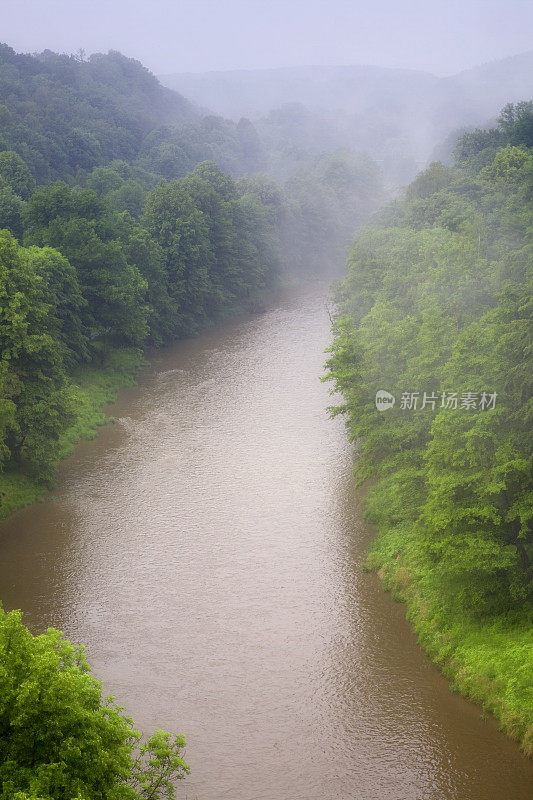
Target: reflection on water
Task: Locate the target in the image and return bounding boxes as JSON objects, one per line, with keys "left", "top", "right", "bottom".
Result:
{"left": 1, "top": 284, "right": 532, "bottom": 799}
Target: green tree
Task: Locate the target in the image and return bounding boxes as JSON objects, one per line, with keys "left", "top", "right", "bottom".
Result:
{"left": 421, "top": 286, "right": 533, "bottom": 611}
{"left": 0, "top": 607, "right": 191, "bottom": 800}
{"left": 143, "top": 179, "right": 214, "bottom": 334}
{"left": 24, "top": 184, "right": 149, "bottom": 351}
{"left": 0, "top": 152, "right": 35, "bottom": 200}
{"left": 0, "top": 181, "right": 24, "bottom": 239}
{"left": 0, "top": 231, "right": 74, "bottom": 483}
{"left": 27, "top": 246, "right": 89, "bottom": 367}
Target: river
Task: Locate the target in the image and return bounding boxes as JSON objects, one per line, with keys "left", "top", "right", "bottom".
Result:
{"left": 0, "top": 284, "right": 532, "bottom": 799}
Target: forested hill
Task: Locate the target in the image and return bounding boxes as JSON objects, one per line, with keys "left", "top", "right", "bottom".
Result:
{"left": 0, "top": 43, "right": 383, "bottom": 517}
{"left": 2, "top": 43, "right": 378, "bottom": 188}
{"left": 0, "top": 45, "right": 201, "bottom": 183}
{"left": 161, "top": 53, "right": 533, "bottom": 185}
{"left": 326, "top": 102, "right": 533, "bottom": 752}
{"left": 0, "top": 43, "right": 383, "bottom": 212}
{"left": 0, "top": 44, "right": 283, "bottom": 184}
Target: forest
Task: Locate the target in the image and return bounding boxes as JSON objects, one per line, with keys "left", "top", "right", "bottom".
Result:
{"left": 0, "top": 45, "right": 382, "bottom": 513}
{"left": 326, "top": 102, "right": 533, "bottom": 752}
{"left": 0, "top": 32, "right": 532, "bottom": 800}
{"left": 0, "top": 47, "right": 385, "bottom": 798}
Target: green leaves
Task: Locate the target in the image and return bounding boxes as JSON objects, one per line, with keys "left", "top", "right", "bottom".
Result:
{"left": 0, "top": 152, "right": 35, "bottom": 200}
{"left": 129, "top": 732, "right": 190, "bottom": 800}
{"left": 326, "top": 108, "right": 533, "bottom": 616}
{"left": 0, "top": 231, "right": 75, "bottom": 484}
{"left": 0, "top": 608, "right": 192, "bottom": 800}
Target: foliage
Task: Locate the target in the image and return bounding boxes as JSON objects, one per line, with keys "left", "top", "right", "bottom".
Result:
{"left": 326, "top": 105, "right": 533, "bottom": 748}
{"left": 0, "top": 607, "right": 191, "bottom": 800}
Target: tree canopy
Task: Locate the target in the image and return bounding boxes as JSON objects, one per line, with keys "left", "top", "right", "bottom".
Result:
{"left": 0, "top": 607, "right": 190, "bottom": 800}
{"left": 325, "top": 107, "right": 533, "bottom": 749}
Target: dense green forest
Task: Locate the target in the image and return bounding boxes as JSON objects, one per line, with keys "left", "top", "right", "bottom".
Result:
{"left": 326, "top": 102, "right": 533, "bottom": 752}
{"left": 0, "top": 44, "right": 382, "bottom": 516}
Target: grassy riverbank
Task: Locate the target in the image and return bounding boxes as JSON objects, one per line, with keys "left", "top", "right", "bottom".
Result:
{"left": 326, "top": 106, "right": 533, "bottom": 754}
{"left": 0, "top": 348, "right": 145, "bottom": 520}
{"left": 365, "top": 519, "right": 533, "bottom": 754}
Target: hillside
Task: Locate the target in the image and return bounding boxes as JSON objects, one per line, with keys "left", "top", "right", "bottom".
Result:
{"left": 0, "top": 45, "right": 200, "bottom": 183}
{"left": 161, "top": 53, "right": 533, "bottom": 184}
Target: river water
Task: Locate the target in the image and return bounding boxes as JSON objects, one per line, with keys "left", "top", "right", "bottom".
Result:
{"left": 0, "top": 284, "right": 532, "bottom": 799}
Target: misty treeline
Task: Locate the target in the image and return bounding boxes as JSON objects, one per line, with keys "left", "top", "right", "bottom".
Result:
{"left": 326, "top": 103, "right": 533, "bottom": 751}
{"left": 164, "top": 53, "right": 533, "bottom": 188}
{"left": 0, "top": 44, "right": 382, "bottom": 495}
{"left": 0, "top": 44, "right": 381, "bottom": 266}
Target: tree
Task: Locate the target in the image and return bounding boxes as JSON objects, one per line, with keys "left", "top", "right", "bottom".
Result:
{"left": 0, "top": 182, "right": 24, "bottom": 239}
{"left": 0, "top": 607, "right": 192, "bottom": 800}
{"left": 143, "top": 179, "right": 214, "bottom": 333}
{"left": 27, "top": 246, "right": 89, "bottom": 368}
{"left": 421, "top": 286, "right": 533, "bottom": 612}
{"left": 114, "top": 213, "right": 175, "bottom": 345}
{"left": 0, "top": 231, "right": 74, "bottom": 484}
{"left": 405, "top": 161, "right": 453, "bottom": 200}
{"left": 0, "top": 152, "right": 35, "bottom": 200}
{"left": 24, "top": 184, "right": 149, "bottom": 351}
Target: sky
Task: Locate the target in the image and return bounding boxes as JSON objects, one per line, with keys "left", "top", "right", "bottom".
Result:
{"left": 2, "top": 0, "right": 532, "bottom": 76}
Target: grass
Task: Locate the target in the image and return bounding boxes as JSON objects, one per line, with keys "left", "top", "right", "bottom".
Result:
{"left": 365, "top": 518, "right": 533, "bottom": 755}
{"left": 0, "top": 347, "right": 146, "bottom": 521}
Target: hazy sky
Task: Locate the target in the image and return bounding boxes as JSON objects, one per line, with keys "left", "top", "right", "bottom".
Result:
{"left": 3, "top": 0, "right": 532, "bottom": 75}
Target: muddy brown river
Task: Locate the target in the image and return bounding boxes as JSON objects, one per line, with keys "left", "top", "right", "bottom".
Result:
{"left": 1, "top": 284, "right": 532, "bottom": 799}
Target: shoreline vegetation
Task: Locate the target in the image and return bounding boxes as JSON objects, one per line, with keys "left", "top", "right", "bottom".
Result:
{"left": 0, "top": 278, "right": 291, "bottom": 523}
{"left": 0, "top": 346, "right": 145, "bottom": 521}
{"left": 367, "top": 537, "right": 533, "bottom": 754}
{"left": 326, "top": 103, "right": 533, "bottom": 754}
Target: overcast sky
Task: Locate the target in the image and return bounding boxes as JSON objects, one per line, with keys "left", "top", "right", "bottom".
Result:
{"left": 3, "top": 0, "right": 532, "bottom": 76}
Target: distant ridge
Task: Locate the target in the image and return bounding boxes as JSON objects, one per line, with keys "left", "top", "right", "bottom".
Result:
{"left": 160, "top": 51, "right": 533, "bottom": 121}
{"left": 159, "top": 52, "right": 533, "bottom": 181}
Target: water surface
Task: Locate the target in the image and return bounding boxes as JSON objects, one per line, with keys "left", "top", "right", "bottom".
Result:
{"left": 1, "top": 285, "right": 532, "bottom": 799}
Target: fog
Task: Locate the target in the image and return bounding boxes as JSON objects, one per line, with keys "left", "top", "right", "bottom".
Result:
{"left": 4, "top": 0, "right": 533, "bottom": 75}
{"left": 4, "top": 0, "right": 533, "bottom": 187}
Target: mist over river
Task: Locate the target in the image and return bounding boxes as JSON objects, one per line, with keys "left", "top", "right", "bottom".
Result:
{"left": 1, "top": 284, "right": 532, "bottom": 800}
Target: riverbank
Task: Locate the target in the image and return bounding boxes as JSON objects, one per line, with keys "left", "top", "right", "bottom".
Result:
{"left": 364, "top": 514, "right": 533, "bottom": 755}
{"left": 0, "top": 347, "right": 146, "bottom": 520}
{"left": 0, "top": 279, "right": 300, "bottom": 523}
{"left": 325, "top": 115, "right": 533, "bottom": 759}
